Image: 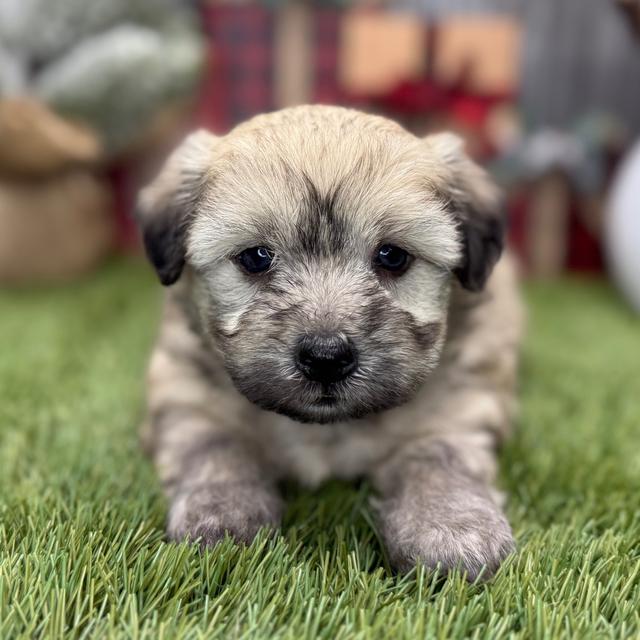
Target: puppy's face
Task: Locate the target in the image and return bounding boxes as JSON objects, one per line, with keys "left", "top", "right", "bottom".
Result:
{"left": 138, "top": 107, "right": 503, "bottom": 423}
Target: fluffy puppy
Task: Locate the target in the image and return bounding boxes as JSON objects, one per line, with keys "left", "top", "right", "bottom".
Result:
{"left": 136, "top": 105, "right": 523, "bottom": 580}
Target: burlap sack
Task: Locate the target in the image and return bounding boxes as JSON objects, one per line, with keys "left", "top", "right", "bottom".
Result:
{"left": 0, "top": 98, "right": 101, "bottom": 178}
{"left": 0, "top": 171, "right": 114, "bottom": 284}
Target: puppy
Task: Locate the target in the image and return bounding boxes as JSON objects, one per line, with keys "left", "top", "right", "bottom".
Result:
{"left": 136, "top": 106, "right": 523, "bottom": 580}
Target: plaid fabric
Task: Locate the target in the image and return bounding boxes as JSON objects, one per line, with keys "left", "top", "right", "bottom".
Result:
{"left": 197, "top": 4, "right": 351, "bottom": 128}
{"left": 565, "top": 207, "right": 604, "bottom": 273}
{"left": 199, "top": 4, "right": 275, "bottom": 131}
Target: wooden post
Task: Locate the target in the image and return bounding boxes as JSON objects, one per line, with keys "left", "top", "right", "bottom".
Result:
{"left": 526, "top": 171, "right": 572, "bottom": 277}
{"left": 273, "top": 1, "right": 313, "bottom": 108}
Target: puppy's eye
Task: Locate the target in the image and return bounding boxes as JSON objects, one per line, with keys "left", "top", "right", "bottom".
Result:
{"left": 374, "top": 244, "right": 411, "bottom": 274}
{"left": 236, "top": 247, "right": 274, "bottom": 274}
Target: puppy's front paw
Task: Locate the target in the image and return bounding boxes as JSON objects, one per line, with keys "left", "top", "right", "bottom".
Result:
{"left": 378, "top": 490, "right": 515, "bottom": 581}
{"left": 167, "top": 483, "right": 283, "bottom": 547}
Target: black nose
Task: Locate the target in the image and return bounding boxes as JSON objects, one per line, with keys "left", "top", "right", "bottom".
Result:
{"left": 295, "top": 334, "right": 357, "bottom": 384}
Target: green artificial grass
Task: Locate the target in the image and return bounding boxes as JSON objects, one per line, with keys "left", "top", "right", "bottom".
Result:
{"left": 1, "top": 258, "right": 639, "bottom": 639}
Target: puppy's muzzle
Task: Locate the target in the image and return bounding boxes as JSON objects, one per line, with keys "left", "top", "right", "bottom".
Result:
{"left": 295, "top": 333, "right": 357, "bottom": 384}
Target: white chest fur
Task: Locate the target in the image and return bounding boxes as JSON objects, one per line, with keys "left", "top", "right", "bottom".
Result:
{"left": 264, "top": 418, "right": 396, "bottom": 487}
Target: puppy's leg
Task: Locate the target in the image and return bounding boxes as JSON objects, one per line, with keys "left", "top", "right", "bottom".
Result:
{"left": 371, "top": 431, "right": 514, "bottom": 580}
{"left": 159, "top": 427, "right": 283, "bottom": 547}
{"left": 145, "top": 302, "right": 283, "bottom": 547}
{"left": 371, "top": 256, "right": 523, "bottom": 579}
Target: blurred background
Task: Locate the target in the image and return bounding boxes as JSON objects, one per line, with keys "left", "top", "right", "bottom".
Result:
{"left": 1, "top": 0, "right": 639, "bottom": 311}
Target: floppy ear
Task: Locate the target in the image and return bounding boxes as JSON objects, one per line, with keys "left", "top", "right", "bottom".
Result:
{"left": 425, "top": 133, "right": 505, "bottom": 292}
{"left": 135, "top": 130, "right": 217, "bottom": 285}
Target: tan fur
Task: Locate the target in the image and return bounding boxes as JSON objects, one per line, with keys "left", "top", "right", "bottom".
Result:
{"left": 136, "top": 106, "right": 524, "bottom": 579}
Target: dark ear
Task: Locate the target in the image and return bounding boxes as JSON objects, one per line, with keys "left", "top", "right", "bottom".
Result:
{"left": 135, "top": 130, "right": 217, "bottom": 285}
{"left": 453, "top": 214, "right": 504, "bottom": 292}
{"left": 425, "top": 133, "right": 505, "bottom": 292}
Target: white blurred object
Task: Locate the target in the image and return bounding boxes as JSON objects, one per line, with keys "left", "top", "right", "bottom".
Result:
{"left": 606, "top": 141, "right": 640, "bottom": 313}
{"left": 0, "top": 0, "right": 204, "bottom": 156}
{"left": 34, "top": 25, "right": 203, "bottom": 154}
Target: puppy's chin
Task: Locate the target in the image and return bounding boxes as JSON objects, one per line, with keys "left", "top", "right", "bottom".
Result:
{"left": 226, "top": 355, "right": 439, "bottom": 425}
{"left": 241, "top": 386, "right": 418, "bottom": 425}
{"left": 271, "top": 404, "right": 354, "bottom": 425}
{"left": 268, "top": 400, "right": 372, "bottom": 424}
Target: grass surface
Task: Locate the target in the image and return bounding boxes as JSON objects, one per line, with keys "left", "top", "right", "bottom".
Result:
{"left": 1, "top": 258, "right": 639, "bottom": 639}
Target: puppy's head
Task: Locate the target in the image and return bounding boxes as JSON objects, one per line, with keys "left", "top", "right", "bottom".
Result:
{"left": 137, "top": 106, "right": 503, "bottom": 423}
